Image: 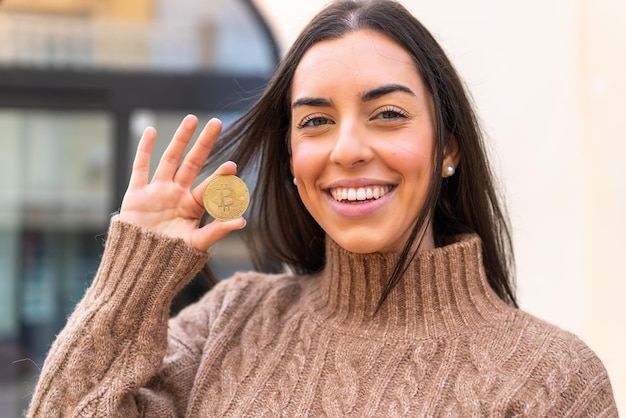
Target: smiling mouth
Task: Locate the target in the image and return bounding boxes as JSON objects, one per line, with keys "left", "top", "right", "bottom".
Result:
{"left": 329, "top": 185, "right": 393, "bottom": 203}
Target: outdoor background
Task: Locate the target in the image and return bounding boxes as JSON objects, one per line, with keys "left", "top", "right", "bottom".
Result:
{"left": 0, "top": 0, "right": 624, "bottom": 415}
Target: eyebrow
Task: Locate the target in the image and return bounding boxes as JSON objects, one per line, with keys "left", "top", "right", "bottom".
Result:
{"left": 291, "top": 84, "right": 415, "bottom": 109}
{"left": 361, "top": 84, "right": 415, "bottom": 102}
{"left": 291, "top": 97, "right": 332, "bottom": 109}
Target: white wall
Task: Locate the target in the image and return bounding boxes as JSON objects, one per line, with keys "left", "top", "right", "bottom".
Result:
{"left": 255, "top": 0, "right": 626, "bottom": 412}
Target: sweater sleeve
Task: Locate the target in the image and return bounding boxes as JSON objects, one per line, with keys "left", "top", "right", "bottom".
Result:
{"left": 26, "top": 217, "right": 210, "bottom": 417}
{"left": 552, "top": 337, "right": 618, "bottom": 417}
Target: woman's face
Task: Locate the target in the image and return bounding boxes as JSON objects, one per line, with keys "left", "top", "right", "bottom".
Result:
{"left": 290, "top": 30, "right": 437, "bottom": 254}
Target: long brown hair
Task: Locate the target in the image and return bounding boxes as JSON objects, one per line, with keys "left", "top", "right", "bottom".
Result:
{"left": 206, "top": 0, "right": 517, "bottom": 308}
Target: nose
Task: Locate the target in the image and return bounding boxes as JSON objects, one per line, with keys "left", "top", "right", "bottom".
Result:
{"left": 329, "top": 122, "right": 373, "bottom": 167}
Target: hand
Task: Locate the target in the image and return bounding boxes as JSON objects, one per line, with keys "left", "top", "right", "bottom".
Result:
{"left": 119, "top": 115, "right": 246, "bottom": 251}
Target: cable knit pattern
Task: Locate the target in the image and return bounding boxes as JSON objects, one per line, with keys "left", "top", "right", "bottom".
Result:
{"left": 27, "top": 218, "right": 618, "bottom": 417}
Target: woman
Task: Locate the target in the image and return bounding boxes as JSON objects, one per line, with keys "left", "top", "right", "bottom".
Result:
{"left": 27, "top": 0, "right": 617, "bottom": 416}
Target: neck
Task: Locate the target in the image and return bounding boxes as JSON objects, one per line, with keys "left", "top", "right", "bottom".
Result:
{"left": 306, "top": 235, "right": 511, "bottom": 340}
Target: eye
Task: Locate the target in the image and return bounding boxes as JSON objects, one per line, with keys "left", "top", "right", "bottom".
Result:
{"left": 374, "top": 106, "right": 408, "bottom": 120}
{"left": 297, "top": 114, "right": 334, "bottom": 129}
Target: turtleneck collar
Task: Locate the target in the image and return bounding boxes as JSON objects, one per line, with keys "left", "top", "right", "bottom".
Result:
{"left": 306, "top": 234, "right": 512, "bottom": 340}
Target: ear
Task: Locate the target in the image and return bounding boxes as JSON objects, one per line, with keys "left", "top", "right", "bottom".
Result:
{"left": 441, "top": 136, "right": 461, "bottom": 177}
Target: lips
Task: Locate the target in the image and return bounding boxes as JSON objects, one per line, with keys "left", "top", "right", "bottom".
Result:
{"left": 329, "top": 185, "right": 393, "bottom": 202}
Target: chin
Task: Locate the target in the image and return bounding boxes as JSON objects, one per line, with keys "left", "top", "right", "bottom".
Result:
{"left": 333, "top": 239, "right": 394, "bottom": 255}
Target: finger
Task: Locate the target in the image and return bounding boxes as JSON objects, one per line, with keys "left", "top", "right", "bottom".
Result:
{"left": 174, "top": 118, "right": 223, "bottom": 188}
{"left": 128, "top": 127, "right": 157, "bottom": 189}
{"left": 190, "top": 161, "right": 238, "bottom": 208}
{"left": 152, "top": 114, "right": 199, "bottom": 182}
{"left": 190, "top": 217, "right": 246, "bottom": 251}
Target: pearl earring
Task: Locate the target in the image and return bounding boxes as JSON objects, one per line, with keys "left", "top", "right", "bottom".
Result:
{"left": 293, "top": 177, "right": 297, "bottom": 186}
{"left": 444, "top": 165, "right": 455, "bottom": 177}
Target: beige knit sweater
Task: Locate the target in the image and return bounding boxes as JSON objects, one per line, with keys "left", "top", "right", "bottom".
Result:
{"left": 27, "top": 218, "right": 618, "bottom": 417}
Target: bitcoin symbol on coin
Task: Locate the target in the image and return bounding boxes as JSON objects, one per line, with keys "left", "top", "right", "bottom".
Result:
{"left": 203, "top": 175, "right": 250, "bottom": 221}
{"left": 214, "top": 184, "right": 234, "bottom": 211}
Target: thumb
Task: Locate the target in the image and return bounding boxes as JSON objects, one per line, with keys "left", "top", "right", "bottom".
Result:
{"left": 190, "top": 217, "right": 247, "bottom": 252}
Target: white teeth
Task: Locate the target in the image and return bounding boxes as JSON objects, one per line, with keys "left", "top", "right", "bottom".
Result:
{"left": 330, "top": 185, "right": 392, "bottom": 202}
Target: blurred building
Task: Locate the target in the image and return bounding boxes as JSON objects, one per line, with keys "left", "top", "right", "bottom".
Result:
{"left": 0, "top": 0, "right": 278, "bottom": 415}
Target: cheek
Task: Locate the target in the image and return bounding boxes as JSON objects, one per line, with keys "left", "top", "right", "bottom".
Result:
{"left": 290, "top": 140, "right": 327, "bottom": 181}
{"left": 384, "top": 136, "right": 434, "bottom": 173}
{"left": 290, "top": 148, "right": 306, "bottom": 179}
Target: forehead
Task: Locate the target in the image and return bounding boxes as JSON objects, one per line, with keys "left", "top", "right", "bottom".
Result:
{"left": 292, "top": 30, "right": 421, "bottom": 93}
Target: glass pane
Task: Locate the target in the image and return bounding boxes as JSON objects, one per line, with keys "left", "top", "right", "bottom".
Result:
{"left": 0, "top": 109, "right": 113, "bottom": 415}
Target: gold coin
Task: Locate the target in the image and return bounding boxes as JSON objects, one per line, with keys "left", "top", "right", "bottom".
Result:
{"left": 202, "top": 175, "right": 250, "bottom": 221}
